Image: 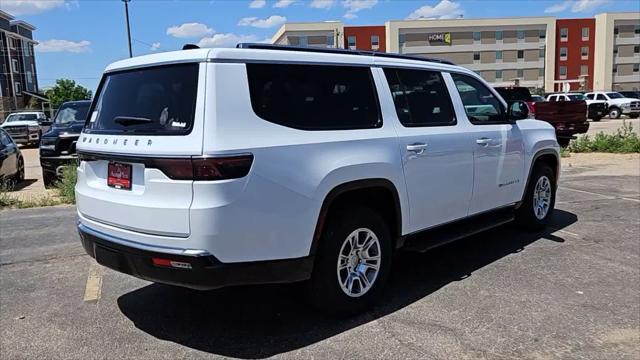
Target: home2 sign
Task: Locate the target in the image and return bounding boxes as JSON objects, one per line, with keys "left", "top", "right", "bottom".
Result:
{"left": 428, "top": 32, "right": 452, "bottom": 45}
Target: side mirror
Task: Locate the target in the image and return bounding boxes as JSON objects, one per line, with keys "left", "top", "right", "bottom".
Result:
{"left": 508, "top": 100, "right": 529, "bottom": 122}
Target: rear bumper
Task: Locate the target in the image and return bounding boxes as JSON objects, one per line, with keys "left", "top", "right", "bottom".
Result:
{"left": 556, "top": 122, "right": 589, "bottom": 138}
{"left": 78, "top": 223, "right": 314, "bottom": 290}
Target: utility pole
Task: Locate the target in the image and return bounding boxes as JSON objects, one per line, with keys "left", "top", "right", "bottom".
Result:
{"left": 122, "top": 0, "right": 132, "bottom": 58}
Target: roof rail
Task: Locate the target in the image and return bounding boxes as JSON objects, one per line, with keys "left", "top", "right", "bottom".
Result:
{"left": 236, "top": 43, "right": 455, "bottom": 65}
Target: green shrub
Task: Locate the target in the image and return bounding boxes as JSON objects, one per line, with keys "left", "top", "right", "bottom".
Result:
{"left": 568, "top": 121, "right": 640, "bottom": 153}
{"left": 55, "top": 164, "right": 77, "bottom": 203}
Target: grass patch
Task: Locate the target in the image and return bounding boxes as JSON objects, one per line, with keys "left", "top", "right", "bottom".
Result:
{"left": 568, "top": 121, "right": 640, "bottom": 153}
{"left": 0, "top": 164, "right": 77, "bottom": 209}
{"left": 560, "top": 147, "right": 571, "bottom": 158}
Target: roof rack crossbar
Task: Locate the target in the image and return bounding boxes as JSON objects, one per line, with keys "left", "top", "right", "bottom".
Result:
{"left": 236, "top": 43, "right": 455, "bottom": 65}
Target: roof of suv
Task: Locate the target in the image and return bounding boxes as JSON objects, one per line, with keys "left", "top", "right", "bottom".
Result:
{"left": 104, "top": 45, "right": 466, "bottom": 75}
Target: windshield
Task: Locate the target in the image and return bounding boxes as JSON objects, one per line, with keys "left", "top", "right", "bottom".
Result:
{"left": 5, "top": 113, "right": 37, "bottom": 122}
{"left": 568, "top": 94, "right": 586, "bottom": 101}
{"left": 85, "top": 63, "right": 198, "bottom": 135}
{"left": 54, "top": 102, "right": 90, "bottom": 124}
{"left": 606, "top": 92, "right": 624, "bottom": 99}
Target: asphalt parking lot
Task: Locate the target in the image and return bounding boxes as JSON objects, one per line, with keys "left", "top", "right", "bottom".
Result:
{"left": 1, "top": 155, "right": 638, "bottom": 360}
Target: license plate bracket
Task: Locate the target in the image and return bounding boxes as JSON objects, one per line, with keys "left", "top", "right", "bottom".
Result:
{"left": 107, "top": 162, "right": 132, "bottom": 190}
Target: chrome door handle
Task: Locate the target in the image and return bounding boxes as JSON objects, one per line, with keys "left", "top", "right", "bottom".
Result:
{"left": 406, "top": 143, "right": 428, "bottom": 154}
{"left": 476, "top": 138, "right": 491, "bottom": 146}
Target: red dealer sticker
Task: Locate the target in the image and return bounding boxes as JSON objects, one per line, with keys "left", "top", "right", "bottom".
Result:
{"left": 107, "top": 162, "right": 132, "bottom": 190}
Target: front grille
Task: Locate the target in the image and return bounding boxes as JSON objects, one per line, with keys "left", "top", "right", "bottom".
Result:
{"left": 58, "top": 137, "right": 79, "bottom": 155}
{"left": 630, "top": 101, "right": 640, "bottom": 110}
{"left": 3, "top": 125, "right": 28, "bottom": 136}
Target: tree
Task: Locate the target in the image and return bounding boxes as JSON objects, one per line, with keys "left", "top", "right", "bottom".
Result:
{"left": 45, "top": 79, "right": 92, "bottom": 109}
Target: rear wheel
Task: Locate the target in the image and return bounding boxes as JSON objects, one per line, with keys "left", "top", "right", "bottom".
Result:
{"left": 608, "top": 107, "right": 621, "bottom": 119}
{"left": 591, "top": 116, "right": 602, "bottom": 122}
{"left": 516, "top": 163, "right": 556, "bottom": 230}
{"left": 558, "top": 138, "right": 570, "bottom": 147}
{"left": 306, "top": 206, "right": 392, "bottom": 316}
{"left": 629, "top": 114, "right": 639, "bottom": 119}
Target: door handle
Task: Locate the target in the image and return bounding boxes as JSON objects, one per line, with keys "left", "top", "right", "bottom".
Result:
{"left": 406, "top": 143, "right": 428, "bottom": 154}
{"left": 476, "top": 137, "right": 492, "bottom": 146}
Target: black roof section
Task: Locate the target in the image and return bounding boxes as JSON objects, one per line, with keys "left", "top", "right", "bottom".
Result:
{"left": 236, "top": 43, "right": 455, "bottom": 65}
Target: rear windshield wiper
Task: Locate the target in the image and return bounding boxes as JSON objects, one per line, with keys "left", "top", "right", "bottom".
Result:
{"left": 114, "top": 116, "right": 152, "bottom": 126}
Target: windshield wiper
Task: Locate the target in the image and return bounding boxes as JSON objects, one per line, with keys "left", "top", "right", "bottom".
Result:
{"left": 114, "top": 116, "right": 152, "bottom": 126}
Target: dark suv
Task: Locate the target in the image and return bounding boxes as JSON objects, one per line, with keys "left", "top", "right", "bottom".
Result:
{"left": 39, "top": 100, "right": 91, "bottom": 185}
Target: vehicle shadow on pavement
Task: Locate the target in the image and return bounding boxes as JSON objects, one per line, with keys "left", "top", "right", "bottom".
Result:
{"left": 5, "top": 179, "right": 37, "bottom": 191}
{"left": 117, "top": 209, "right": 577, "bottom": 359}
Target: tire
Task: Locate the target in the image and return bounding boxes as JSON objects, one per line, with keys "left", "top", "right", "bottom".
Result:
{"left": 14, "top": 156, "right": 25, "bottom": 183}
{"left": 591, "top": 116, "right": 602, "bottom": 122}
{"left": 516, "top": 163, "right": 556, "bottom": 231}
{"left": 557, "top": 138, "right": 570, "bottom": 147}
{"left": 629, "top": 114, "right": 639, "bottom": 119}
{"left": 42, "top": 170, "right": 57, "bottom": 187}
{"left": 608, "top": 107, "right": 621, "bottom": 119}
{"left": 306, "top": 206, "right": 392, "bottom": 316}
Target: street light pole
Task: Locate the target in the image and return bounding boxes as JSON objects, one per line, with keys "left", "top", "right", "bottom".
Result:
{"left": 122, "top": 0, "right": 132, "bottom": 58}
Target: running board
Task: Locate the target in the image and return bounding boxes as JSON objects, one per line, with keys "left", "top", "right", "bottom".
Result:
{"left": 402, "top": 208, "right": 515, "bottom": 253}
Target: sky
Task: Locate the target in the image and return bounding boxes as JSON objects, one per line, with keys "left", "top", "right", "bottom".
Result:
{"left": 1, "top": 0, "right": 638, "bottom": 92}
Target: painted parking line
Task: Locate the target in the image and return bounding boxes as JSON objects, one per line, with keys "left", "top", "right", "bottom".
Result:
{"left": 560, "top": 186, "right": 640, "bottom": 203}
{"left": 83, "top": 261, "right": 104, "bottom": 303}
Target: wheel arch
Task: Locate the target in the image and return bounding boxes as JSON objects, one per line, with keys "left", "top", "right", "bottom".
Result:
{"left": 518, "top": 149, "right": 559, "bottom": 207}
{"left": 310, "top": 179, "right": 403, "bottom": 255}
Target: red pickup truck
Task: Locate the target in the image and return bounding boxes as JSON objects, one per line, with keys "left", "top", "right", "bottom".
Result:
{"left": 495, "top": 87, "right": 588, "bottom": 146}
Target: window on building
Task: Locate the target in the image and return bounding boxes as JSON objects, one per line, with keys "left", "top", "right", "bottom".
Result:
{"left": 27, "top": 71, "right": 33, "bottom": 85}
{"left": 614, "top": 27, "right": 619, "bottom": 35}
{"left": 496, "top": 70, "right": 503, "bottom": 79}
{"left": 517, "top": 30, "right": 525, "bottom": 40}
{"left": 560, "top": 47, "right": 568, "bottom": 59}
{"left": 496, "top": 50, "right": 502, "bottom": 60}
{"left": 326, "top": 36, "right": 334, "bottom": 47}
{"left": 347, "top": 35, "right": 356, "bottom": 49}
{"left": 450, "top": 73, "right": 505, "bottom": 124}
{"left": 559, "top": 66, "right": 567, "bottom": 76}
{"left": 634, "top": 64, "right": 639, "bottom": 73}
{"left": 371, "top": 35, "right": 379, "bottom": 50}
{"left": 473, "top": 32, "right": 481, "bottom": 41}
{"left": 612, "top": 65, "right": 617, "bottom": 73}
{"left": 9, "top": 37, "right": 16, "bottom": 49}
{"left": 581, "top": 46, "right": 589, "bottom": 59}
{"left": 383, "top": 68, "right": 456, "bottom": 127}
{"left": 539, "top": 68, "right": 544, "bottom": 77}
{"left": 539, "top": 29, "right": 546, "bottom": 39}
{"left": 613, "top": 46, "right": 618, "bottom": 54}
{"left": 582, "top": 27, "right": 589, "bottom": 40}
{"left": 399, "top": 33, "right": 406, "bottom": 46}
{"left": 539, "top": 48, "right": 545, "bottom": 58}
{"left": 246, "top": 63, "right": 380, "bottom": 130}
{"left": 11, "top": 59, "right": 18, "bottom": 73}
{"left": 517, "top": 69, "right": 524, "bottom": 78}
{"left": 560, "top": 28, "right": 568, "bottom": 41}
{"left": 299, "top": 36, "right": 308, "bottom": 46}
{"left": 634, "top": 45, "right": 639, "bottom": 54}
{"left": 495, "top": 31, "right": 503, "bottom": 40}
{"left": 473, "top": 51, "right": 480, "bottom": 61}
{"left": 517, "top": 50, "right": 524, "bottom": 59}
{"left": 14, "top": 82, "right": 21, "bottom": 95}
{"left": 580, "top": 65, "right": 588, "bottom": 75}
{"left": 635, "top": 25, "right": 640, "bottom": 34}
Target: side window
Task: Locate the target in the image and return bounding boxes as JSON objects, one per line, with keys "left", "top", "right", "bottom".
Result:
{"left": 549, "top": 96, "right": 557, "bottom": 102}
{"left": 0, "top": 130, "right": 12, "bottom": 146}
{"left": 596, "top": 94, "right": 606, "bottom": 101}
{"left": 246, "top": 64, "right": 381, "bottom": 130}
{"left": 586, "top": 94, "right": 594, "bottom": 100}
{"left": 383, "top": 68, "right": 456, "bottom": 127}
{"left": 558, "top": 96, "right": 565, "bottom": 102}
{"left": 450, "top": 73, "right": 505, "bottom": 124}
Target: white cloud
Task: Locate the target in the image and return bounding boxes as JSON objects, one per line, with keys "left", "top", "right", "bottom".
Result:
{"left": 249, "top": 0, "right": 266, "bottom": 8}
{"left": 406, "top": 0, "right": 463, "bottom": 20}
{"left": 571, "top": 0, "right": 609, "bottom": 12}
{"left": 0, "top": 0, "right": 67, "bottom": 15}
{"left": 150, "top": 42, "right": 161, "bottom": 51}
{"left": 310, "top": 0, "right": 335, "bottom": 9}
{"left": 342, "top": 0, "right": 377, "bottom": 19}
{"left": 197, "top": 33, "right": 264, "bottom": 48}
{"left": 166, "top": 22, "right": 214, "bottom": 38}
{"left": 274, "top": 0, "right": 296, "bottom": 7}
{"left": 238, "top": 15, "right": 287, "bottom": 28}
{"left": 35, "top": 39, "right": 91, "bottom": 53}
{"left": 544, "top": 1, "right": 571, "bottom": 13}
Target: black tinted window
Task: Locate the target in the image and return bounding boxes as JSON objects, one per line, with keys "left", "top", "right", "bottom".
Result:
{"left": 246, "top": 64, "right": 380, "bottom": 130}
{"left": 85, "top": 64, "right": 198, "bottom": 135}
{"left": 383, "top": 68, "right": 455, "bottom": 127}
{"left": 451, "top": 73, "right": 505, "bottom": 124}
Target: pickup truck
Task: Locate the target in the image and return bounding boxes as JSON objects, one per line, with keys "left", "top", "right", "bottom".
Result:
{"left": 546, "top": 93, "right": 607, "bottom": 122}
{"left": 495, "top": 87, "right": 588, "bottom": 146}
{"left": 584, "top": 91, "right": 640, "bottom": 119}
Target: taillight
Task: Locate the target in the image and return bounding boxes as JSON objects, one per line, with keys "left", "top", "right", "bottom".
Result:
{"left": 154, "top": 154, "right": 254, "bottom": 181}
{"left": 526, "top": 101, "right": 536, "bottom": 118}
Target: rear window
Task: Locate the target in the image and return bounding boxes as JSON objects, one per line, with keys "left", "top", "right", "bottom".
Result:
{"left": 85, "top": 63, "right": 199, "bottom": 135}
{"left": 55, "top": 102, "right": 90, "bottom": 125}
{"left": 246, "top": 63, "right": 381, "bottom": 130}
{"left": 494, "top": 87, "right": 533, "bottom": 102}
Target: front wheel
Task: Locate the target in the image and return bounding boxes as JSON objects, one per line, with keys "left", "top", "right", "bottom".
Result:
{"left": 306, "top": 206, "right": 392, "bottom": 316}
{"left": 608, "top": 107, "right": 621, "bottom": 119}
{"left": 516, "top": 163, "right": 556, "bottom": 231}
{"left": 13, "top": 157, "right": 25, "bottom": 183}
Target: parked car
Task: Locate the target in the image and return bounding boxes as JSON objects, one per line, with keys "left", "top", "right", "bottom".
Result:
{"left": 0, "top": 111, "right": 51, "bottom": 147}
{"left": 76, "top": 44, "right": 559, "bottom": 314}
{"left": 617, "top": 91, "right": 640, "bottom": 99}
{"left": 584, "top": 91, "right": 640, "bottom": 119}
{"left": 0, "top": 128, "right": 25, "bottom": 183}
{"left": 495, "top": 86, "right": 588, "bottom": 146}
{"left": 546, "top": 93, "right": 607, "bottom": 122}
{"left": 39, "top": 100, "right": 91, "bottom": 186}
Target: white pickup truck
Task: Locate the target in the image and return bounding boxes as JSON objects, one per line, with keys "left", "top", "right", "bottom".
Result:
{"left": 585, "top": 91, "right": 640, "bottom": 119}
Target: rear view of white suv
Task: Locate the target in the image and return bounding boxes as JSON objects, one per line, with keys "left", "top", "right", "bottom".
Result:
{"left": 76, "top": 44, "right": 559, "bottom": 314}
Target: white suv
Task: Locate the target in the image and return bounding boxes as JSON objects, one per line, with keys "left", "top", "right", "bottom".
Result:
{"left": 76, "top": 44, "right": 560, "bottom": 314}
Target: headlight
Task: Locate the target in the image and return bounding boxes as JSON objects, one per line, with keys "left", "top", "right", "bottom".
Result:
{"left": 28, "top": 125, "right": 40, "bottom": 131}
{"left": 622, "top": 103, "right": 631, "bottom": 108}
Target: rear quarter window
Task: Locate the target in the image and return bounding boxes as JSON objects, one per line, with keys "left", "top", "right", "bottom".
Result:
{"left": 246, "top": 63, "right": 381, "bottom": 130}
{"left": 85, "top": 63, "right": 199, "bottom": 135}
